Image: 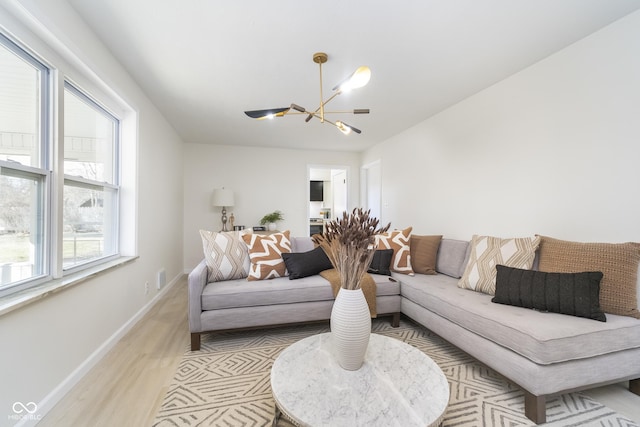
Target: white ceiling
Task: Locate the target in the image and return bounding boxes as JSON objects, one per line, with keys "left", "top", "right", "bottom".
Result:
{"left": 68, "top": 0, "right": 640, "bottom": 152}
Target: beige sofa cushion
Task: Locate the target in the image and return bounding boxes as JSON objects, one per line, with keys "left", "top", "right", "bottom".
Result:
{"left": 202, "top": 274, "right": 399, "bottom": 310}
{"left": 399, "top": 273, "right": 640, "bottom": 365}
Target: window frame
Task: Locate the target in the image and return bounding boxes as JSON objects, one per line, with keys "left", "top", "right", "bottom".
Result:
{"left": 0, "top": 30, "right": 127, "bottom": 299}
{"left": 61, "top": 81, "right": 121, "bottom": 274}
{"left": 0, "top": 32, "right": 52, "bottom": 296}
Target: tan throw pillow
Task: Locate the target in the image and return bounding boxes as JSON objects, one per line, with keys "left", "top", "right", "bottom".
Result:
{"left": 458, "top": 235, "right": 540, "bottom": 295}
{"left": 410, "top": 235, "right": 442, "bottom": 275}
{"left": 242, "top": 231, "right": 291, "bottom": 281}
{"left": 199, "top": 230, "right": 251, "bottom": 282}
{"left": 537, "top": 236, "right": 640, "bottom": 319}
{"left": 375, "top": 227, "right": 413, "bottom": 274}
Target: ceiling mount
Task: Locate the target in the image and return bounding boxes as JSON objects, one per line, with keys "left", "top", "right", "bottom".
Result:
{"left": 312, "top": 52, "right": 328, "bottom": 64}
{"left": 244, "top": 52, "right": 370, "bottom": 135}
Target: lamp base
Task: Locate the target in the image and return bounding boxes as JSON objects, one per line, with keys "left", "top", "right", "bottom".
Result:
{"left": 221, "top": 207, "right": 229, "bottom": 232}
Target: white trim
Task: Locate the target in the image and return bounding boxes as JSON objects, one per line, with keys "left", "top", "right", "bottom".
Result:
{"left": 0, "top": 256, "right": 136, "bottom": 316}
{"left": 13, "top": 272, "right": 183, "bottom": 427}
{"left": 360, "top": 159, "right": 382, "bottom": 222}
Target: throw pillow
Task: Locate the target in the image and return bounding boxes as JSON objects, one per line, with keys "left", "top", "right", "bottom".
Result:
{"left": 367, "top": 249, "right": 394, "bottom": 276}
{"left": 242, "top": 231, "right": 291, "bottom": 281}
{"left": 282, "top": 246, "right": 333, "bottom": 280}
{"left": 375, "top": 227, "right": 413, "bottom": 274}
{"left": 410, "top": 235, "right": 442, "bottom": 275}
{"left": 458, "top": 235, "right": 540, "bottom": 295}
{"left": 435, "top": 239, "right": 470, "bottom": 278}
{"left": 199, "top": 229, "right": 250, "bottom": 282}
{"left": 537, "top": 235, "right": 640, "bottom": 319}
{"left": 493, "top": 265, "right": 606, "bottom": 322}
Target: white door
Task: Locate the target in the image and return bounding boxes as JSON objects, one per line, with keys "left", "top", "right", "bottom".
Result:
{"left": 362, "top": 161, "right": 381, "bottom": 220}
{"left": 332, "top": 170, "right": 347, "bottom": 219}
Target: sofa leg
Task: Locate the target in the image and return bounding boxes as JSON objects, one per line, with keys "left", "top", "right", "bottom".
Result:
{"left": 524, "top": 391, "right": 546, "bottom": 424}
{"left": 191, "top": 333, "right": 201, "bottom": 351}
{"left": 390, "top": 312, "right": 400, "bottom": 328}
{"left": 630, "top": 378, "right": 640, "bottom": 395}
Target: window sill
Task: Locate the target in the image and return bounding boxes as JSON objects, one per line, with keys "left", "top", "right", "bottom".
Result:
{"left": 0, "top": 256, "right": 138, "bottom": 317}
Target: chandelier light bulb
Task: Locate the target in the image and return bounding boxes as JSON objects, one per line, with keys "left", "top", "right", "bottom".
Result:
{"left": 340, "top": 66, "right": 371, "bottom": 93}
{"left": 336, "top": 121, "right": 351, "bottom": 135}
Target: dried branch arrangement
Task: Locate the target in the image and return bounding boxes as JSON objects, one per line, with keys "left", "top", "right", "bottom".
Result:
{"left": 312, "top": 208, "right": 390, "bottom": 290}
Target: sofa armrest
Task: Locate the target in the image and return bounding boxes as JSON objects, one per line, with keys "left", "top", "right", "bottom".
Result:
{"left": 188, "top": 259, "right": 208, "bottom": 333}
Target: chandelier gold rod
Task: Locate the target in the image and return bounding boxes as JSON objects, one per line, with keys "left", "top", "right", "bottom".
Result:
{"left": 304, "top": 90, "right": 341, "bottom": 122}
{"left": 300, "top": 111, "right": 360, "bottom": 133}
{"left": 287, "top": 110, "right": 367, "bottom": 115}
{"left": 318, "top": 60, "right": 325, "bottom": 122}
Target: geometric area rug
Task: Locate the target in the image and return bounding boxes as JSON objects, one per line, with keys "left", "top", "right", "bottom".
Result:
{"left": 153, "top": 318, "right": 639, "bottom": 427}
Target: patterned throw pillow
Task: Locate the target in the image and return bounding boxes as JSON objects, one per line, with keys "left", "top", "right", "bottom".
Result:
{"left": 242, "top": 231, "right": 291, "bottom": 281}
{"left": 199, "top": 230, "right": 251, "bottom": 282}
{"left": 458, "top": 235, "right": 540, "bottom": 295}
{"left": 537, "top": 236, "right": 640, "bottom": 319}
{"left": 375, "top": 227, "right": 413, "bottom": 275}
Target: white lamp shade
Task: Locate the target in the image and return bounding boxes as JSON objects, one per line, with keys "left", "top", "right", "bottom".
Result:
{"left": 212, "top": 188, "right": 234, "bottom": 207}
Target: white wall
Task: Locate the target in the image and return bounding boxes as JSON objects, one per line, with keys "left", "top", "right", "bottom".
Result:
{"left": 183, "top": 143, "right": 361, "bottom": 270}
{"left": 362, "top": 10, "right": 640, "bottom": 243}
{"left": 0, "top": 0, "right": 184, "bottom": 421}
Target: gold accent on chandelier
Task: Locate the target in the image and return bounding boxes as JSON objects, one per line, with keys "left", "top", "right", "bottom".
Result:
{"left": 244, "top": 52, "right": 370, "bottom": 135}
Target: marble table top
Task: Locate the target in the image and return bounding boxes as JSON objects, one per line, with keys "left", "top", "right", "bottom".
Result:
{"left": 270, "top": 333, "right": 449, "bottom": 426}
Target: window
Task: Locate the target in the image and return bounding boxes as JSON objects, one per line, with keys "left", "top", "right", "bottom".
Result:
{"left": 0, "top": 34, "right": 49, "bottom": 292}
{"left": 63, "top": 83, "right": 119, "bottom": 270}
{"left": 0, "top": 31, "right": 124, "bottom": 298}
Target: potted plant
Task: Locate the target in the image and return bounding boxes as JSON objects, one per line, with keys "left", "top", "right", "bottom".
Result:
{"left": 260, "top": 210, "right": 284, "bottom": 231}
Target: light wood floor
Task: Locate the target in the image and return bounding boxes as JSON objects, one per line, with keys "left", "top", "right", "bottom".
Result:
{"left": 39, "top": 278, "right": 189, "bottom": 427}
{"left": 40, "top": 278, "right": 640, "bottom": 425}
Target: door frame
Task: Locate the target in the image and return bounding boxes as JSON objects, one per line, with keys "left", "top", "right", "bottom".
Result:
{"left": 307, "top": 164, "right": 350, "bottom": 222}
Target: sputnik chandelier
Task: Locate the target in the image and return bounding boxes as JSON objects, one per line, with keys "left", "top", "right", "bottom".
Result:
{"left": 244, "top": 52, "right": 371, "bottom": 135}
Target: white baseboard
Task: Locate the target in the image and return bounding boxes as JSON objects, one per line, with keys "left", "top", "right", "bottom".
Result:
{"left": 17, "top": 274, "right": 183, "bottom": 427}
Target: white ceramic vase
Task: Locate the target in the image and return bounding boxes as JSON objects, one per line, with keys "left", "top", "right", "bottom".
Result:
{"left": 268, "top": 222, "right": 277, "bottom": 231}
{"left": 330, "top": 288, "right": 371, "bottom": 370}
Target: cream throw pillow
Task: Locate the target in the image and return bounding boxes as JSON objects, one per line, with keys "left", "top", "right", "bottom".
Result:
{"left": 458, "top": 235, "right": 540, "bottom": 295}
{"left": 242, "top": 231, "right": 291, "bottom": 281}
{"left": 199, "top": 229, "right": 251, "bottom": 282}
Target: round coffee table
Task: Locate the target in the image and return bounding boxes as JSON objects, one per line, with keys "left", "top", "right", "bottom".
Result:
{"left": 270, "top": 333, "right": 449, "bottom": 426}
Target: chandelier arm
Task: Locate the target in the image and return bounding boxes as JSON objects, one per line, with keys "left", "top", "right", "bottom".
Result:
{"left": 293, "top": 110, "right": 362, "bottom": 134}
{"left": 287, "top": 110, "right": 368, "bottom": 115}
{"left": 319, "top": 91, "right": 341, "bottom": 111}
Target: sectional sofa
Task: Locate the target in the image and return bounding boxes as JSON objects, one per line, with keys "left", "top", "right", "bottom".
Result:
{"left": 188, "top": 229, "right": 640, "bottom": 424}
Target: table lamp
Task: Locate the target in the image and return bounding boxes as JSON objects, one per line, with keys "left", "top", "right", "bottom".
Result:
{"left": 212, "top": 188, "right": 234, "bottom": 231}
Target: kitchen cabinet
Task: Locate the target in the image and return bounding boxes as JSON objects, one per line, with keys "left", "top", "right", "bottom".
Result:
{"left": 310, "top": 181, "right": 323, "bottom": 201}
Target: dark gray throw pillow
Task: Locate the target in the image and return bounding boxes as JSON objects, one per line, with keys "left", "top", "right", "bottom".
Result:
{"left": 492, "top": 265, "right": 606, "bottom": 321}
{"left": 367, "top": 249, "right": 394, "bottom": 276}
{"left": 282, "top": 246, "right": 333, "bottom": 279}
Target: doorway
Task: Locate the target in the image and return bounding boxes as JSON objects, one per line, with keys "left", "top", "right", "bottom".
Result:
{"left": 308, "top": 166, "right": 348, "bottom": 236}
